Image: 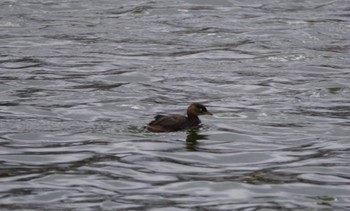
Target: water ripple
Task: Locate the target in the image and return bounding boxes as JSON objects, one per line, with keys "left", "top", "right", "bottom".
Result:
{"left": 1, "top": 0, "right": 350, "bottom": 210}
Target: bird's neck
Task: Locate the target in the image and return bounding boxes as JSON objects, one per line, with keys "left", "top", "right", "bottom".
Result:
{"left": 187, "top": 113, "right": 201, "bottom": 125}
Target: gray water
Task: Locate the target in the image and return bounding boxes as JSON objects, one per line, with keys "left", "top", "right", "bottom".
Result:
{"left": 1, "top": 0, "right": 350, "bottom": 210}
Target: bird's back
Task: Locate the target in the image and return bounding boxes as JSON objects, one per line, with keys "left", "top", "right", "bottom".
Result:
{"left": 147, "top": 114, "right": 189, "bottom": 132}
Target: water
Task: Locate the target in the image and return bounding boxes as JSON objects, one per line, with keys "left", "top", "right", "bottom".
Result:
{"left": 1, "top": 0, "right": 350, "bottom": 210}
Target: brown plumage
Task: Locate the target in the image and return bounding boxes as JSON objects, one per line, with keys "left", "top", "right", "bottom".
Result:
{"left": 147, "top": 103, "right": 212, "bottom": 132}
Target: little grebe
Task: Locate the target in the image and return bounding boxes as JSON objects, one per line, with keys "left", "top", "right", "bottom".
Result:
{"left": 147, "top": 103, "right": 212, "bottom": 132}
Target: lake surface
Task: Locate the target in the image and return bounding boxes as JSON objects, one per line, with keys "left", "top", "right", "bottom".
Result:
{"left": 1, "top": 0, "right": 350, "bottom": 210}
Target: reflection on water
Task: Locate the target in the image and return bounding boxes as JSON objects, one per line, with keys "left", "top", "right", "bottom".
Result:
{"left": 185, "top": 128, "right": 208, "bottom": 151}
{"left": 1, "top": 0, "right": 350, "bottom": 210}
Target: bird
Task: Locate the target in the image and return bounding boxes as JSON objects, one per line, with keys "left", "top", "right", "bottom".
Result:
{"left": 147, "top": 103, "right": 212, "bottom": 132}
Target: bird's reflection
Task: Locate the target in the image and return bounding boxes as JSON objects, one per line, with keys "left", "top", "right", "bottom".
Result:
{"left": 185, "top": 128, "right": 208, "bottom": 151}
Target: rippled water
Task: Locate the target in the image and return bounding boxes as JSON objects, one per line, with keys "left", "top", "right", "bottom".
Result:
{"left": 1, "top": 0, "right": 350, "bottom": 210}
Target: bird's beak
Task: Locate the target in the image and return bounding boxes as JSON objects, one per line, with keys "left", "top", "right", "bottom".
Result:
{"left": 203, "top": 111, "right": 212, "bottom": 115}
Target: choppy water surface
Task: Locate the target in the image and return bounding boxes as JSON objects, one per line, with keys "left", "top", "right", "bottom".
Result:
{"left": 1, "top": 0, "right": 350, "bottom": 210}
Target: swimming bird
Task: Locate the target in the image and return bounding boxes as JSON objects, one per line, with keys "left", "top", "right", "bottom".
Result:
{"left": 147, "top": 103, "right": 212, "bottom": 132}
